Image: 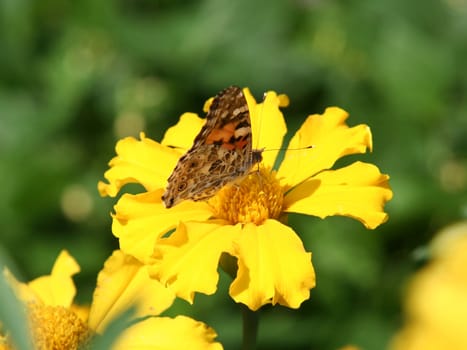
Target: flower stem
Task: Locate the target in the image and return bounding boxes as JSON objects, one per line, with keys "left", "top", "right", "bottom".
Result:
{"left": 241, "top": 304, "right": 259, "bottom": 350}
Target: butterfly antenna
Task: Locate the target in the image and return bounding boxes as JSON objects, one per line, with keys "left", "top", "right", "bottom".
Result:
{"left": 261, "top": 145, "right": 315, "bottom": 152}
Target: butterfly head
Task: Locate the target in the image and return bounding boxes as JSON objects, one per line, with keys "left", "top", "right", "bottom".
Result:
{"left": 252, "top": 148, "right": 263, "bottom": 164}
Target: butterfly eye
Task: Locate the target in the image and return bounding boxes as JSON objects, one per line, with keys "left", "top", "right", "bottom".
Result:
{"left": 189, "top": 161, "right": 198, "bottom": 168}
{"left": 178, "top": 183, "right": 187, "bottom": 192}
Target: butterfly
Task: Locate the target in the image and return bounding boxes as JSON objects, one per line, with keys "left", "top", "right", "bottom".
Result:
{"left": 162, "top": 86, "right": 263, "bottom": 208}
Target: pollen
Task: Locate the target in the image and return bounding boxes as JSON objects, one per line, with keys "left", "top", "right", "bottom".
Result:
{"left": 28, "top": 303, "right": 91, "bottom": 350}
{"left": 210, "top": 166, "right": 284, "bottom": 225}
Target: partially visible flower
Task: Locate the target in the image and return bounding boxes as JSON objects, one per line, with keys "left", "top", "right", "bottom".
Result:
{"left": 0, "top": 331, "right": 11, "bottom": 350}
{"left": 99, "top": 87, "right": 392, "bottom": 311}
{"left": 2, "top": 250, "right": 222, "bottom": 350}
{"left": 390, "top": 221, "right": 467, "bottom": 350}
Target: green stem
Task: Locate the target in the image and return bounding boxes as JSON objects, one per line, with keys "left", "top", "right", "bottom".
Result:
{"left": 241, "top": 304, "right": 259, "bottom": 350}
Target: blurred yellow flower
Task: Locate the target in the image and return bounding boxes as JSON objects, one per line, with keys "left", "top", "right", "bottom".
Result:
{"left": 2, "top": 250, "right": 222, "bottom": 350}
{"left": 99, "top": 87, "right": 392, "bottom": 311}
{"left": 390, "top": 221, "right": 467, "bottom": 350}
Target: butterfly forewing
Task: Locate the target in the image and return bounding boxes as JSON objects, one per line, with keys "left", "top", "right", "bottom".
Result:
{"left": 162, "top": 86, "right": 262, "bottom": 208}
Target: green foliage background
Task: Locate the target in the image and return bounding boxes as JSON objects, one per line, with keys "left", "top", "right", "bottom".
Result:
{"left": 1, "top": 0, "right": 466, "bottom": 349}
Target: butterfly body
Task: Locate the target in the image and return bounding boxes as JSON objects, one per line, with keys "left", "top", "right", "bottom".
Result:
{"left": 162, "top": 86, "right": 263, "bottom": 208}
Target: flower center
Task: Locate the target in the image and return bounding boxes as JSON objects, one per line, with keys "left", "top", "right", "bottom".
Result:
{"left": 28, "top": 303, "right": 91, "bottom": 350}
{"left": 210, "top": 166, "right": 284, "bottom": 225}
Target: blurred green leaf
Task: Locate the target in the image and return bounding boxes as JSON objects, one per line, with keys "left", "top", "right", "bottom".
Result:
{"left": 0, "top": 252, "right": 33, "bottom": 350}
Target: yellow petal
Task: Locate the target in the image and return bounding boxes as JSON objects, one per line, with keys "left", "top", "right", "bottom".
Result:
{"left": 277, "top": 107, "right": 373, "bottom": 188}
{"left": 88, "top": 250, "right": 175, "bottom": 334}
{"left": 26, "top": 250, "right": 80, "bottom": 307}
{"left": 203, "top": 97, "right": 214, "bottom": 112}
{"left": 390, "top": 223, "right": 467, "bottom": 350}
{"left": 112, "top": 316, "right": 223, "bottom": 350}
{"left": 244, "top": 88, "right": 287, "bottom": 168}
{"left": 3, "top": 268, "right": 42, "bottom": 305}
{"left": 429, "top": 221, "right": 467, "bottom": 261}
{"left": 112, "top": 190, "right": 213, "bottom": 263}
{"left": 229, "top": 220, "right": 315, "bottom": 311}
{"left": 149, "top": 221, "right": 239, "bottom": 304}
{"left": 161, "top": 112, "right": 205, "bottom": 150}
{"left": 284, "top": 162, "right": 392, "bottom": 229}
{"left": 98, "top": 133, "right": 180, "bottom": 197}
{"left": 391, "top": 324, "right": 459, "bottom": 350}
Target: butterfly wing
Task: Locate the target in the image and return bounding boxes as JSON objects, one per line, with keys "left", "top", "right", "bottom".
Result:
{"left": 162, "top": 86, "right": 258, "bottom": 208}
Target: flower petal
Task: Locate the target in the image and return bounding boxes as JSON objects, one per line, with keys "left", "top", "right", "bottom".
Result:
{"left": 284, "top": 161, "right": 392, "bottom": 229}
{"left": 26, "top": 250, "right": 80, "bottom": 307}
{"left": 98, "top": 133, "right": 180, "bottom": 197}
{"left": 112, "top": 316, "right": 223, "bottom": 350}
{"left": 88, "top": 250, "right": 175, "bottom": 334}
{"left": 429, "top": 221, "right": 467, "bottom": 260}
{"left": 277, "top": 107, "right": 373, "bottom": 188}
{"left": 161, "top": 112, "right": 205, "bottom": 150}
{"left": 148, "top": 221, "right": 239, "bottom": 304}
{"left": 390, "top": 223, "right": 467, "bottom": 350}
{"left": 244, "top": 88, "right": 287, "bottom": 168}
{"left": 3, "top": 269, "right": 42, "bottom": 305}
{"left": 229, "top": 220, "right": 315, "bottom": 311}
{"left": 112, "top": 190, "right": 212, "bottom": 263}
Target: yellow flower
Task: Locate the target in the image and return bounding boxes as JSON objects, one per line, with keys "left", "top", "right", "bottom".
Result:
{"left": 2, "top": 250, "right": 222, "bottom": 350}
{"left": 98, "top": 87, "right": 392, "bottom": 311}
{"left": 390, "top": 222, "right": 467, "bottom": 350}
